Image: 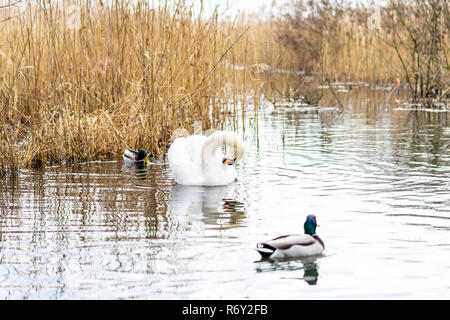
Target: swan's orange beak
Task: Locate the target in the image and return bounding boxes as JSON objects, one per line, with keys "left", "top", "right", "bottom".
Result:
{"left": 222, "top": 158, "right": 234, "bottom": 166}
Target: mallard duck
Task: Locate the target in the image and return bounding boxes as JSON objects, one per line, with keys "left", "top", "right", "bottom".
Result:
{"left": 123, "top": 149, "right": 149, "bottom": 164}
{"left": 256, "top": 215, "right": 325, "bottom": 259}
{"left": 167, "top": 130, "right": 245, "bottom": 186}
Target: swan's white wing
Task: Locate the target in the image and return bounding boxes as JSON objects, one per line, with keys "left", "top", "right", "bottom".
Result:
{"left": 168, "top": 135, "right": 207, "bottom": 165}
{"left": 185, "top": 135, "right": 208, "bottom": 163}
{"left": 168, "top": 135, "right": 208, "bottom": 185}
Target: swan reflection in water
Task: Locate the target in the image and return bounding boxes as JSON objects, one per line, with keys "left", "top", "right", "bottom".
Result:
{"left": 168, "top": 184, "right": 246, "bottom": 229}
{"left": 255, "top": 256, "right": 320, "bottom": 286}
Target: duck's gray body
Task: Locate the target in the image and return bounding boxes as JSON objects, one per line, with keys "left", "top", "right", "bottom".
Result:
{"left": 257, "top": 234, "right": 325, "bottom": 259}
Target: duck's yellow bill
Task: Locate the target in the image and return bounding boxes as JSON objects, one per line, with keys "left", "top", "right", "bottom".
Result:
{"left": 144, "top": 156, "right": 149, "bottom": 164}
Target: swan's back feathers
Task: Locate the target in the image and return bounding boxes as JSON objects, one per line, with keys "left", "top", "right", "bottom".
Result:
{"left": 168, "top": 134, "right": 207, "bottom": 165}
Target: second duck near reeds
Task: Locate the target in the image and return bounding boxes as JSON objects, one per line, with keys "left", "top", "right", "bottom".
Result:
{"left": 123, "top": 149, "right": 149, "bottom": 164}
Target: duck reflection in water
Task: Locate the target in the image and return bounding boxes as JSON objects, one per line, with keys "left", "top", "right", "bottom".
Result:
{"left": 255, "top": 256, "right": 320, "bottom": 286}
{"left": 302, "top": 260, "right": 319, "bottom": 285}
{"left": 122, "top": 161, "right": 148, "bottom": 180}
{"left": 168, "top": 184, "right": 246, "bottom": 228}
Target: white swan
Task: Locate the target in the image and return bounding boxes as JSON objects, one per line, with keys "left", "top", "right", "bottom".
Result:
{"left": 167, "top": 130, "right": 245, "bottom": 186}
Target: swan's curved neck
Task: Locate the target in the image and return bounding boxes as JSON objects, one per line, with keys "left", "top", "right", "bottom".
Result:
{"left": 201, "top": 131, "right": 245, "bottom": 165}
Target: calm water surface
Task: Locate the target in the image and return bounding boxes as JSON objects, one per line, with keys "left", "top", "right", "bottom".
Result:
{"left": 1, "top": 89, "right": 449, "bottom": 299}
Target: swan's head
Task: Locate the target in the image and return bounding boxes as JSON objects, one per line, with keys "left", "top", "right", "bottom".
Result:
{"left": 221, "top": 131, "right": 246, "bottom": 163}
{"left": 222, "top": 157, "right": 236, "bottom": 166}
{"left": 304, "top": 215, "right": 319, "bottom": 235}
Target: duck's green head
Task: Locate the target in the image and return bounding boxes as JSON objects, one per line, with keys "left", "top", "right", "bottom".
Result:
{"left": 304, "top": 215, "right": 318, "bottom": 235}
{"left": 137, "top": 150, "right": 149, "bottom": 163}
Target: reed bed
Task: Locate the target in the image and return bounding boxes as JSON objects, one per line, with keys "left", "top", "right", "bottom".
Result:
{"left": 0, "top": 0, "right": 267, "bottom": 173}
{"left": 255, "top": 0, "right": 449, "bottom": 105}
{"left": 1, "top": 0, "right": 448, "bottom": 173}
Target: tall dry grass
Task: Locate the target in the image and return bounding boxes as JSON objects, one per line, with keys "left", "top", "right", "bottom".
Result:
{"left": 1, "top": 0, "right": 448, "bottom": 173}
{"left": 0, "top": 0, "right": 264, "bottom": 173}
{"left": 268, "top": 0, "right": 449, "bottom": 104}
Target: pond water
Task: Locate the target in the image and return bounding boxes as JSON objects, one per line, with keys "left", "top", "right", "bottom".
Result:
{"left": 0, "top": 87, "right": 449, "bottom": 299}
